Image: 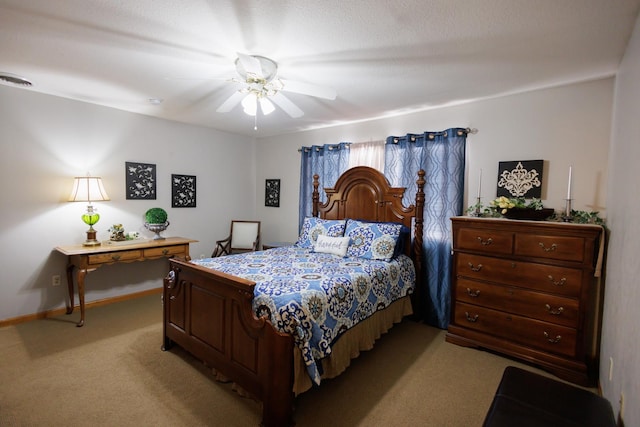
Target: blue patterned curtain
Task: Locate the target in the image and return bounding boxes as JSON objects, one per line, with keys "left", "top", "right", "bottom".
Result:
{"left": 299, "top": 143, "right": 350, "bottom": 231}
{"left": 385, "top": 128, "right": 467, "bottom": 328}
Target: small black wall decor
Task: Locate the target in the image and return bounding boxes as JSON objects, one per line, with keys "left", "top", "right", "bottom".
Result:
{"left": 265, "top": 179, "right": 280, "bottom": 207}
{"left": 171, "top": 174, "right": 196, "bottom": 208}
{"left": 497, "top": 160, "right": 544, "bottom": 198}
{"left": 126, "top": 161, "right": 156, "bottom": 200}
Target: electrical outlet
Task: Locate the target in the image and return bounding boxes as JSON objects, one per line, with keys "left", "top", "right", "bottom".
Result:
{"left": 609, "top": 357, "right": 613, "bottom": 381}
{"left": 52, "top": 275, "right": 61, "bottom": 286}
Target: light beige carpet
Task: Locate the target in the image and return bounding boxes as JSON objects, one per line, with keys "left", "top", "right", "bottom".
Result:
{"left": 0, "top": 294, "right": 596, "bottom": 426}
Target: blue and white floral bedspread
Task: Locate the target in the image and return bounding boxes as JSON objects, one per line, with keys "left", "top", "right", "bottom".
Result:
{"left": 191, "top": 246, "right": 415, "bottom": 385}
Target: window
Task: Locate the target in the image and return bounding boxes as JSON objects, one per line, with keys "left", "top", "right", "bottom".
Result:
{"left": 347, "top": 140, "right": 385, "bottom": 171}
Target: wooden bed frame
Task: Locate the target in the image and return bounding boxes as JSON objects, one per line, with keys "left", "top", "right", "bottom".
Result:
{"left": 162, "top": 166, "right": 425, "bottom": 427}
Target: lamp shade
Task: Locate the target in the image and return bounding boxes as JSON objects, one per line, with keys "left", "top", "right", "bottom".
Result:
{"left": 68, "top": 176, "right": 110, "bottom": 202}
{"left": 241, "top": 94, "right": 258, "bottom": 116}
{"left": 259, "top": 97, "right": 275, "bottom": 115}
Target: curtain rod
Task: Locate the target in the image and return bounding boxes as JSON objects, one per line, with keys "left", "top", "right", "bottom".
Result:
{"left": 298, "top": 143, "right": 351, "bottom": 153}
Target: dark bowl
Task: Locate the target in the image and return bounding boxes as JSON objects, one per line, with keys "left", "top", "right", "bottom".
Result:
{"left": 503, "top": 207, "right": 555, "bottom": 221}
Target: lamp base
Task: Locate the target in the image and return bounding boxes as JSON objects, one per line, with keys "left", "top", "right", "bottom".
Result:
{"left": 83, "top": 229, "right": 101, "bottom": 247}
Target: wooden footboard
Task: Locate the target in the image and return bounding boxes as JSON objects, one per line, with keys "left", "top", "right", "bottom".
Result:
{"left": 162, "top": 258, "right": 295, "bottom": 427}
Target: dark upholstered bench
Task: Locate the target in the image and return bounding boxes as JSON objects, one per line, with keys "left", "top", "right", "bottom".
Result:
{"left": 483, "top": 366, "right": 616, "bottom": 427}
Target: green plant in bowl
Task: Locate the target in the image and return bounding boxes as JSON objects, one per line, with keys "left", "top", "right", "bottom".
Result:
{"left": 145, "top": 207, "right": 168, "bottom": 224}
{"left": 144, "top": 208, "right": 169, "bottom": 240}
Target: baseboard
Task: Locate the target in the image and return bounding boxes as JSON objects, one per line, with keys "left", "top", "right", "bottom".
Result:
{"left": 0, "top": 287, "right": 163, "bottom": 328}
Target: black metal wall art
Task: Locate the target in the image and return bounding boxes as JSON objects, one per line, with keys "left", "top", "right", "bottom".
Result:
{"left": 265, "top": 179, "right": 280, "bottom": 207}
{"left": 171, "top": 174, "right": 196, "bottom": 207}
{"left": 126, "top": 161, "right": 156, "bottom": 200}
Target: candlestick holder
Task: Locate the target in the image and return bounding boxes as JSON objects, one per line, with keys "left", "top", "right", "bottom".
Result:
{"left": 475, "top": 196, "right": 482, "bottom": 217}
{"left": 562, "top": 198, "right": 573, "bottom": 222}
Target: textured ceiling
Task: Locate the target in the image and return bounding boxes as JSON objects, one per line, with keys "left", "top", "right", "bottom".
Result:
{"left": 1, "top": 0, "right": 639, "bottom": 137}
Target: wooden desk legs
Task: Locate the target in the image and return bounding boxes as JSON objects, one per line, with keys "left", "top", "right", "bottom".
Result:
{"left": 65, "top": 264, "right": 92, "bottom": 327}
{"left": 65, "top": 264, "right": 74, "bottom": 315}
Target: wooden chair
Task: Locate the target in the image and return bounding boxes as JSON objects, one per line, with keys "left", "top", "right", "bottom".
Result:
{"left": 212, "top": 220, "right": 261, "bottom": 257}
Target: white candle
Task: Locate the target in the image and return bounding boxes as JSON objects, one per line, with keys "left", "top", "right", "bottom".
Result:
{"left": 477, "top": 169, "right": 482, "bottom": 198}
{"left": 567, "top": 166, "right": 572, "bottom": 200}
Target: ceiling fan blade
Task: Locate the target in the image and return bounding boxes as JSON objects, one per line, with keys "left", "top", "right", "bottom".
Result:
{"left": 280, "top": 79, "right": 337, "bottom": 100}
{"left": 237, "top": 52, "right": 263, "bottom": 78}
{"left": 271, "top": 93, "right": 304, "bottom": 118}
{"left": 216, "top": 91, "right": 245, "bottom": 113}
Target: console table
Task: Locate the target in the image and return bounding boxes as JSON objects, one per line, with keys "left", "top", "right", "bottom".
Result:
{"left": 55, "top": 237, "right": 196, "bottom": 327}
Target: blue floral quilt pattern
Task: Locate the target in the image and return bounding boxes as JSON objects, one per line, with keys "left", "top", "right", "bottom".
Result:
{"left": 192, "top": 246, "right": 416, "bottom": 385}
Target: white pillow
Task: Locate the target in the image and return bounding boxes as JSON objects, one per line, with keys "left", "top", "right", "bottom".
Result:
{"left": 314, "top": 235, "right": 350, "bottom": 257}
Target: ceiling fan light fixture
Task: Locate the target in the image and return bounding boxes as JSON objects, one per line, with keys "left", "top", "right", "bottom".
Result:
{"left": 241, "top": 93, "right": 257, "bottom": 116}
{"left": 218, "top": 52, "right": 335, "bottom": 122}
{"left": 259, "top": 97, "right": 275, "bottom": 115}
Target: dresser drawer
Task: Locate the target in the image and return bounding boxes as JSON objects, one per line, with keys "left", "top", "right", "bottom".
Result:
{"left": 515, "top": 234, "right": 586, "bottom": 262}
{"left": 456, "top": 253, "right": 583, "bottom": 297}
{"left": 88, "top": 250, "right": 142, "bottom": 264}
{"left": 456, "top": 278, "right": 579, "bottom": 328}
{"left": 454, "top": 302, "right": 578, "bottom": 357}
{"left": 455, "top": 227, "right": 514, "bottom": 255}
{"left": 144, "top": 245, "right": 187, "bottom": 258}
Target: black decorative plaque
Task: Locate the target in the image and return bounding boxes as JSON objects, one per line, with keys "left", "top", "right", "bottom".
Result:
{"left": 496, "top": 160, "right": 543, "bottom": 198}
{"left": 265, "top": 179, "right": 280, "bottom": 207}
{"left": 126, "top": 161, "right": 156, "bottom": 200}
{"left": 171, "top": 174, "right": 196, "bottom": 208}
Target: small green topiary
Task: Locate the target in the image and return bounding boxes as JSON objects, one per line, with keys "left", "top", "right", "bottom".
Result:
{"left": 145, "top": 207, "right": 168, "bottom": 224}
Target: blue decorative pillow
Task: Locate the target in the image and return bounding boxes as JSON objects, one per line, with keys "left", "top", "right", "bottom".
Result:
{"left": 344, "top": 219, "right": 404, "bottom": 261}
{"left": 295, "top": 217, "right": 347, "bottom": 248}
{"left": 394, "top": 224, "right": 412, "bottom": 258}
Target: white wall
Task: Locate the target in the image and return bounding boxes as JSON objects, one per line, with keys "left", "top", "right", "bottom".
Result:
{"left": 255, "top": 78, "right": 613, "bottom": 245}
{"left": 0, "top": 85, "right": 256, "bottom": 321}
{"left": 601, "top": 11, "right": 640, "bottom": 426}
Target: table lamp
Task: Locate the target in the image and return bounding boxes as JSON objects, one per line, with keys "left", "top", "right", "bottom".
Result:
{"left": 68, "top": 175, "right": 110, "bottom": 246}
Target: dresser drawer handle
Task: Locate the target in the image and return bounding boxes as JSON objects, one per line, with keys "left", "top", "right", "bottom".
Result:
{"left": 544, "top": 331, "right": 562, "bottom": 343}
{"left": 476, "top": 237, "right": 493, "bottom": 246}
{"left": 467, "top": 262, "right": 483, "bottom": 272}
{"left": 547, "top": 276, "right": 567, "bottom": 287}
{"left": 466, "top": 288, "right": 480, "bottom": 297}
{"left": 464, "top": 312, "right": 479, "bottom": 322}
{"left": 545, "top": 304, "right": 564, "bottom": 315}
{"left": 538, "top": 242, "right": 557, "bottom": 252}
{"left": 111, "top": 255, "right": 121, "bottom": 261}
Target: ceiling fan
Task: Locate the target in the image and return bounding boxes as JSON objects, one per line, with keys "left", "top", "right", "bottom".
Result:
{"left": 216, "top": 53, "right": 337, "bottom": 118}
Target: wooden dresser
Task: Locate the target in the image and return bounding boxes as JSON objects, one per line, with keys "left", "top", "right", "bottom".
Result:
{"left": 446, "top": 217, "right": 604, "bottom": 386}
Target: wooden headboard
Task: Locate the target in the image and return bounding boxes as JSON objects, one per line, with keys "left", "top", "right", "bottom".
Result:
{"left": 311, "top": 165, "right": 425, "bottom": 260}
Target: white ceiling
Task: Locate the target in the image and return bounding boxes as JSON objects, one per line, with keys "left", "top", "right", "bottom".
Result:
{"left": 1, "top": 0, "right": 639, "bottom": 138}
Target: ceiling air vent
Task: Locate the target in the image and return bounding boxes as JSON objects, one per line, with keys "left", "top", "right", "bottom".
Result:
{"left": 0, "top": 72, "right": 33, "bottom": 87}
